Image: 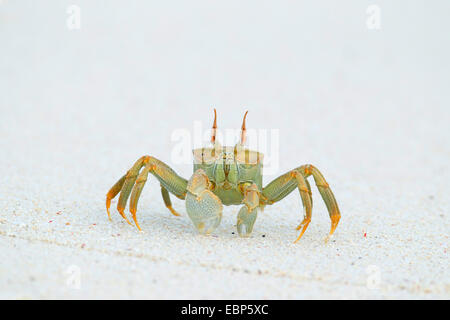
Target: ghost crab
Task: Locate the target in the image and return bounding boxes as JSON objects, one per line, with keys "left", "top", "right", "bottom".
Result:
{"left": 106, "top": 110, "right": 341, "bottom": 242}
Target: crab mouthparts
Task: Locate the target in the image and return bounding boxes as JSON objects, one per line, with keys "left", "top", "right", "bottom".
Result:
{"left": 223, "top": 163, "right": 230, "bottom": 177}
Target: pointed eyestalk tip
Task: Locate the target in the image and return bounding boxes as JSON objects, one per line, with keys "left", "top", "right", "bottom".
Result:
{"left": 240, "top": 110, "right": 249, "bottom": 145}
{"left": 212, "top": 108, "right": 217, "bottom": 128}
{"left": 241, "top": 110, "right": 249, "bottom": 130}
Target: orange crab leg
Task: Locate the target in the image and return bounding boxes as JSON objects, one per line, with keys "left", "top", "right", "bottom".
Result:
{"left": 299, "top": 165, "right": 341, "bottom": 242}
{"left": 291, "top": 171, "right": 313, "bottom": 243}
{"left": 160, "top": 185, "right": 181, "bottom": 217}
{"left": 117, "top": 156, "right": 150, "bottom": 224}
{"left": 262, "top": 164, "right": 340, "bottom": 242}
{"left": 106, "top": 174, "right": 126, "bottom": 221}
{"left": 129, "top": 163, "right": 153, "bottom": 230}
{"left": 106, "top": 156, "right": 188, "bottom": 229}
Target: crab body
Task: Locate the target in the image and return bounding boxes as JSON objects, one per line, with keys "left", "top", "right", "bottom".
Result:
{"left": 193, "top": 146, "right": 263, "bottom": 205}
{"left": 106, "top": 110, "right": 341, "bottom": 242}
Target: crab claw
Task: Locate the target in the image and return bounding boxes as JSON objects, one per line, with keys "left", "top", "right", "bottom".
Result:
{"left": 185, "top": 169, "right": 223, "bottom": 235}
{"left": 186, "top": 191, "right": 223, "bottom": 235}
{"left": 236, "top": 206, "right": 258, "bottom": 237}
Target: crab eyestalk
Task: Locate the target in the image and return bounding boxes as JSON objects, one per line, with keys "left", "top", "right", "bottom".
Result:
{"left": 210, "top": 108, "right": 217, "bottom": 144}
{"left": 210, "top": 108, "right": 222, "bottom": 156}
{"left": 239, "top": 110, "right": 249, "bottom": 145}
{"left": 233, "top": 110, "right": 248, "bottom": 160}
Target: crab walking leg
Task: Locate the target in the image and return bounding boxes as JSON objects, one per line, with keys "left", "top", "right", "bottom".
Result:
{"left": 106, "top": 174, "right": 126, "bottom": 221}
{"left": 291, "top": 171, "right": 313, "bottom": 242}
{"left": 185, "top": 169, "right": 223, "bottom": 234}
{"left": 129, "top": 164, "right": 153, "bottom": 230}
{"left": 236, "top": 183, "right": 260, "bottom": 237}
{"left": 297, "top": 164, "right": 341, "bottom": 241}
{"left": 304, "top": 178, "right": 313, "bottom": 212}
{"left": 116, "top": 156, "right": 150, "bottom": 224}
{"left": 129, "top": 158, "right": 187, "bottom": 229}
{"left": 262, "top": 170, "right": 313, "bottom": 242}
{"left": 160, "top": 185, "right": 181, "bottom": 217}
{"left": 106, "top": 155, "right": 188, "bottom": 227}
{"left": 295, "top": 178, "right": 313, "bottom": 229}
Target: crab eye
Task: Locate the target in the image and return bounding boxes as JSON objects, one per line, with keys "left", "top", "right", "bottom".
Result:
{"left": 193, "top": 148, "right": 220, "bottom": 164}
{"left": 235, "top": 149, "right": 261, "bottom": 165}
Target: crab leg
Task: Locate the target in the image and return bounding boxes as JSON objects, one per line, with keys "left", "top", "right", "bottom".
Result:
{"left": 262, "top": 170, "right": 313, "bottom": 242}
{"left": 262, "top": 164, "right": 340, "bottom": 242}
{"left": 292, "top": 171, "right": 314, "bottom": 242}
{"left": 106, "top": 174, "right": 126, "bottom": 221}
{"left": 297, "top": 177, "right": 313, "bottom": 229}
{"left": 298, "top": 165, "right": 340, "bottom": 242}
{"left": 129, "top": 163, "right": 153, "bottom": 230}
{"left": 106, "top": 156, "right": 187, "bottom": 229}
{"left": 160, "top": 185, "right": 181, "bottom": 217}
{"left": 117, "top": 156, "right": 149, "bottom": 224}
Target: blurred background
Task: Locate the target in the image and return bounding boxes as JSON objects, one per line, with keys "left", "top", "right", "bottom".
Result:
{"left": 1, "top": 0, "right": 448, "bottom": 181}
{"left": 0, "top": 1, "right": 448, "bottom": 299}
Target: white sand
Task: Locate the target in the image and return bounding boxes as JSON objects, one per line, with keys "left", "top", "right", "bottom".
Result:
{"left": 0, "top": 1, "right": 449, "bottom": 299}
